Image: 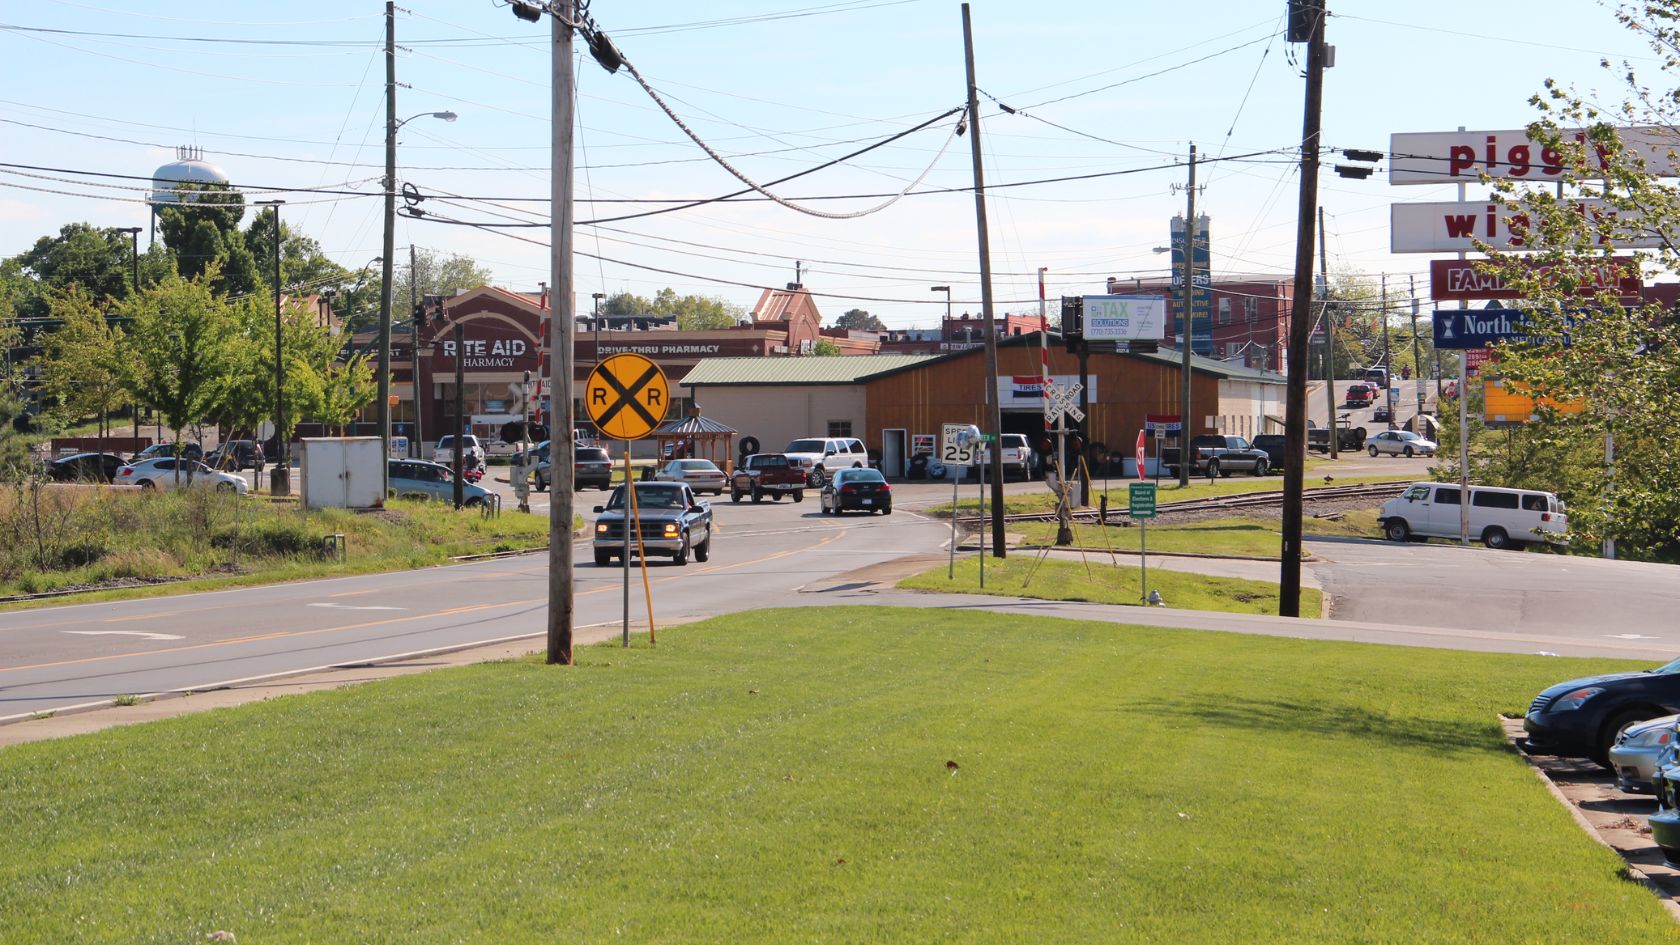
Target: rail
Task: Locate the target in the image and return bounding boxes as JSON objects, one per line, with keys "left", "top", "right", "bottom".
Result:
{"left": 955, "top": 482, "right": 1408, "bottom": 527}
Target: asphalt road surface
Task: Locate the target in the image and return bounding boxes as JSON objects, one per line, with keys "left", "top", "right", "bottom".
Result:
{"left": 4, "top": 475, "right": 1677, "bottom": 723}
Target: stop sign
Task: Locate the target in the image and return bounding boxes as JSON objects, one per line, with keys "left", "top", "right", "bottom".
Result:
{"left": 1135, "top": 429, "right": 1146, "bottom": 481}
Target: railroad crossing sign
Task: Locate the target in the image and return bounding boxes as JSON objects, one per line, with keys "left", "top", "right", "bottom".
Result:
{"left": 585, "top": 353, "right": 669, "bottom": 441}
{"left": 1043, "top": 379, "right": 1085, "bottom": 425}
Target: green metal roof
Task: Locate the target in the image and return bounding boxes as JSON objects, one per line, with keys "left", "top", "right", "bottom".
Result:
{"left": 681, "top": 354, "right": 938, "bottom": 386}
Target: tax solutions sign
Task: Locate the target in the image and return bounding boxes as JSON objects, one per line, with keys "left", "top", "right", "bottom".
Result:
{"left": 1080, "top": 295, "right": 1167, "bottom": 341}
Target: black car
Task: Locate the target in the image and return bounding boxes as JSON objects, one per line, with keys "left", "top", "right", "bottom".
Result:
{"left": 133, "top": 442, "right": 204, "bottom": 463}
{"left": 820, "top": 467, "right": 892, "bottom": 515}
{"left": 206, "top": 440, "right": 264, "bottom": 471}
{"left": 1522, "top": 658, "right": 1680, "bottom": 765}
{"left": 46, "top": 452, "right": 125, "bottom": 482}
{"left": 1250, "top": 434, "right": 1287, "bottom": 468}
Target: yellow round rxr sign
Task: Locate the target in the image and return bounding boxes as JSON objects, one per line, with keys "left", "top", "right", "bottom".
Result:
{"left": 584, "top": 353, "right": 669, "bottom": 440}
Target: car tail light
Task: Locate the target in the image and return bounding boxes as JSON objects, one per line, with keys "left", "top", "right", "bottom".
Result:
{"left": 880, "top": 483, "right": 891, "bottom": 492}
{"left": 840, "top": 484, "right": 860, "bottom": 494}
{"left": 119, "top": 468, "right": 132, "bottom": 477}
{"left": 1540, "top": 512, "right": 1551, "bottom": 521}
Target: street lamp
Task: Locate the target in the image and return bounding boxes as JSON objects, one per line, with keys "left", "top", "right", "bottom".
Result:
{"left": 380, "top": 108, "right": 458, "bottom": 490}
{"left": 115, "top": 227, "right": 142, "bottom": 295}
{"left": 930, "top": 285, "right": 951, "bottom": 329}
{"left": 254, "top": 199, "right": 287, "bottom": 495}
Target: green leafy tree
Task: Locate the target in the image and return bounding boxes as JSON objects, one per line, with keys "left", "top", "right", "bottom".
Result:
{"left": 10, "top": 224, "right": 135, "bottom": 318}
{"left": 118, "top": 274, "right": 242, "bottom": 472}
{"left": 32, "top": 288, "right": 126, "bottom": 464}
{"left": 649, "top": 288, "right": 742, "bottom": 330}
{"left": 1468, "top": 1, "right": 1680, "bottom": 560}
{"left": 385, "top": 249, "right": 495, "bottom": 334}
{"left": 157, "top": 182, "right": 258, "bottom": 296}
{"left": 834, "top": 308, "right": 886, "bottom": 331}
{"left": 810, "top": 338, "right": 843, "bottom": 356}
{"left": 222, "top": 295, "right": 350, "bottom": 447}
{"left": 599, "top": 291, "right": 652, "bottom": 319}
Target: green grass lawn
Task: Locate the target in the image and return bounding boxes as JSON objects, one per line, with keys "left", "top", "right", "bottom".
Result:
{"left": 901, "top": 554, "right": 1323, "bottom": 617}
{"left": 1013, "top": 510, "right": 1383, "bottom": 557}
{"left": 938, "top": 473, "right": 1412, "bottom": 517}
{"left": 0, "top": 608, "right": 1665, "bottom": 943}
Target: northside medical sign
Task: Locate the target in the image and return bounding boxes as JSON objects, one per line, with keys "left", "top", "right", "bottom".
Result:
{"left": 1081, "top": 295, "right": 1167, "bottom": 341}
{"left": 1431, "top": 309, "right": 1564, "bottom": 350}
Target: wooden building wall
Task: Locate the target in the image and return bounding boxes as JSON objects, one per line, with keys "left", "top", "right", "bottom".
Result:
{"left": 862, "top": 344, "right": 1220, "bottom": 455}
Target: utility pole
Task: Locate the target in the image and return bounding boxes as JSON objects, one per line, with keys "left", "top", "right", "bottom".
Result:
{"left": 961, "top": 3, "right": 1006, "bottom": 557}
{"left": 1178, "top": 146, "right": 1198, "bottom": 487}
{"left": 256, "top": 199, "right": 288, "bottom": 496}
{"left": 1279, "top": 0, "right": 1328, "bottom": 618}
{"left": 549, "top": 0, "right": 579, "bottom": 661}
{"left": 410, "top": 244, "right": 422, "bottom": 457}
{"left": 1409, "top": 274, "right": 1424, "bottom": 423}
{"left": 1318, "top": 205, "right": 1336, "bottom": 458}
{"left": 1380, "top": 272, "right": 1391, "bottom": 379}
{"left": 377, "top": 0, "right": 396, "bottom": 492}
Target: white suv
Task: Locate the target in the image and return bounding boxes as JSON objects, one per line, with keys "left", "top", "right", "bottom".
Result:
{"left": 979, "top": 433, "right": 1034, "bottom": 481}
{"left": 432, "top": 434, "right": 485, "bottom": 468}
{"left": 783, "top": 436, "right": 867, "bottom": 485}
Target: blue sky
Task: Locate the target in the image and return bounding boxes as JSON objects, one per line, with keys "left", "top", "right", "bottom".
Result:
{"left": 0, "top": 1, "right": 1656, "bottom": 327}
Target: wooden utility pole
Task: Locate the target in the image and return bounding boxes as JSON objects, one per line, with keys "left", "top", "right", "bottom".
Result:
{"left": 377, "top": 0, "right": 395, "bottom": 495}
{"left": 1279, "top": 0, "right": 1328, "bottom": 618}
{"left": 549, "top": 0, "right": 578, "bottom": 662}
{"left": 1409, "top": 274, "right": 1425, "bottom": 422}
{"left": 1178, "top": 146, "right": 1197, "bottom": 487}
{"left": 1319, "top": 205, "right": 1336, "bottom": 458}
{"left": 961, "top": 3, "right": 1006, "bottom": 557}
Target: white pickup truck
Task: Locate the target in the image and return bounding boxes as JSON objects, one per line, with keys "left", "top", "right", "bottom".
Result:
{"left": 978, "top": 433, "right": 1034, "bottom": 481}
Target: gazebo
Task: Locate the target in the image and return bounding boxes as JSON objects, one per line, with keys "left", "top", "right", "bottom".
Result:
{"left": 651, "top": 413, "right": 738, "bottom": 473}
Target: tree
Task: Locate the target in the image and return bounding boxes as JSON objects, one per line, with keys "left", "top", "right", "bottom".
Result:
{"left": 811, "top": 339, "right": 843, "bottom": 356}
{"left": 31, "top": 287, "right": 125, "bottom": 465}
{"left": 245, "top": 215, "right": 351, "bottom": 302}
{"left": 118, "top": 274, "right": 242, "bottom": 473}
{"left": 1470, "top": 2, "right": 1680, "bottom": 561}
{"left": 221, "top": 294, "right": 350, "bottom": 447}
{"left": 9, "top": 224, "right": 135, "bottom": 318}
{"left": 599, "top": 288, "right": 745, "bottom": 330}
{"left": 599, "top": 291, "right": 652, "bottom": 319}
{"left": 387, "top": 249, "right": 495, "bottom": 333}
{"left": 834, "top": 308, "right": 886, "bottom": 332}
{"left": 157, "top": 182, "right": 258, "bottom": 296}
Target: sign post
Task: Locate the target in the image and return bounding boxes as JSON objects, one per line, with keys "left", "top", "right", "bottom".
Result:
{"left": 1129, "top": 482, "right": 1158, "bottom": 601}
{"left": 584, "top": 353, "right": 669, "bottom": 647}
{"left": 943, "top": 424, "right": 980, "bottom": 579}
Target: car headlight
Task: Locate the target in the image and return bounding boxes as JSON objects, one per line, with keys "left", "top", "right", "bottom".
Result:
{"left": 1552, "top": 687, "right": 1605, "bottom": 712}
{"left": 663, "top": 522, "right": 679, "bottom": 535}
{"left": 1627, "top": 727, "right": 1677, "bottom": 749}
{"left": 595, "top": 523, "right": 608, "bottom": 534}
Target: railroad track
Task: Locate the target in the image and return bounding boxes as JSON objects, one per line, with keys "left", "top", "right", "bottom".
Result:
{"left": 956, "top": 482, "right": 1407, "bottom": 526}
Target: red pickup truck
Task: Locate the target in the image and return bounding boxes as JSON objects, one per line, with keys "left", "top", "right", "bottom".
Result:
{"left": 730, "top": 453, "right": 807, "bottom": 503}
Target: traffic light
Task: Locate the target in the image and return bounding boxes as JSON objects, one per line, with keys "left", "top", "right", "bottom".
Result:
{"left": 1061, "top": 295, "right": 1084, "bottom": 353}
{"left": 1035, "top": 436, "right": 1054, "bottom": 456}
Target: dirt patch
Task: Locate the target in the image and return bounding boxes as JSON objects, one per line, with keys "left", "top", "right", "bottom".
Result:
{"left": 1501, "top": 717, "right": 1680, "bottom": 919}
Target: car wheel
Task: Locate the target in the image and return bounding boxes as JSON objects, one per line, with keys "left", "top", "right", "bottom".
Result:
{"left": 1207, "top": 459, "right": 1222, "bottom": 478}
{"left": 1384, "top": 519, "right": 1411, "bottom": 542}
{"left": 1403, "top": 446, "right": 1415, "bottom": 458}
{"left": 216, "top": 482, "right": 235, "bottom": 493}
{"left": 695, "top": 537, "right": 710, "bottom": 563}
{"left": 751, "top": 488, "right": 763, "bottom": 504}
{"left": 1482, "top": 526, "right": 1512, "bottom": 550}
{"left": 594, "top": 550, "right": 612, "bottom": 567}
{"left": 136, "top": 480, "right": 154, "bottom": 491}
{"left": 1368, "top": 445, "right": 1380, "bottom": 457}
{"left": 464, "top": 496, "right": 484, "bottom": 508}
{"left": 883, "top": 506, "right": 893, "bottom": 515}
{"left": 673, "top": 535, "right": 690, "bottom": 566}
{"left": 731, "top": 487, "right": 743, "bottom": 503}
{"left": 1597, "top": 710, "right": 1658, "bottom": 768}
{"left": 535, "top": 475, "right": 548, "bottom": 492}
{"left": 1251, "top": 459, "right": 1268, "bottom": 477}
{"left": 792, "top": 491, "right": 804, "bottom": 503}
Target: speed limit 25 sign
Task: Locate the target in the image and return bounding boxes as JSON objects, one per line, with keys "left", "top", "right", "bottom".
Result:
{"left": 941, "top": 423, "right": 979, "bottom": 466}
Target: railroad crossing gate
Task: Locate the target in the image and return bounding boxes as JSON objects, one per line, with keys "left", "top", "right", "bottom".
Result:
{"left": 585, "top": 353, "right": 669, "bottom": 441}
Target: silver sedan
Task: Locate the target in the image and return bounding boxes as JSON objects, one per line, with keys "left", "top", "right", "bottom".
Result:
{"left": 653, "top": 459, "right": 728, "bottom": 495}
{"left": 1609, "top": 714, "right": 1680, "bottom": 794}
{"left": 1366, "top": 430, "right": 1437, "bottom": 458}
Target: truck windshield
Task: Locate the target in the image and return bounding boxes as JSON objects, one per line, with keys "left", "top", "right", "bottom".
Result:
{"left": 605, "top": 485, "right": 688, "bottom": 511}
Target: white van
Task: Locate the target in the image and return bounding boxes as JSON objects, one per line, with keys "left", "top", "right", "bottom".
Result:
{"left": 1379, "top": 482, "right": 1567, "bottom": 550}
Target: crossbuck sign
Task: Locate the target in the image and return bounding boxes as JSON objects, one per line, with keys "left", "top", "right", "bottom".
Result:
{"left": 1042, "top": 379, "right": 1084, "bottom": 427}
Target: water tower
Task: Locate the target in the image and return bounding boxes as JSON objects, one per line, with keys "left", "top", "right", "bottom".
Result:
{"left": 146, "top": 145, "right": 231, "bottom": 242}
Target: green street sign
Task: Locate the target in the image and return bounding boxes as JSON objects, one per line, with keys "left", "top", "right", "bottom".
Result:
{"left": 1128, "top": 482, "right": 1157, "bottom": 519}
{"left": 979, "top": 433, "right": 997, "bottom": 443}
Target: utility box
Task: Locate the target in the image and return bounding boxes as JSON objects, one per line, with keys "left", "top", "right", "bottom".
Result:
{"left": 298, "top": 437, "right": 385, "bottom": 509}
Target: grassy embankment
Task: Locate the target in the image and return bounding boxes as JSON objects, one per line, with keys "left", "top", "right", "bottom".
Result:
{"left": 0, "top": 483, "right": 557, "bottom": 605}
{"left": 0, "top": 607, "right": 1666, "bottom": 942}
{"left": 1010, "top": 510, "right": 1382, "bottom": 557}
{"left": 939, "top": 472, "right": 1412, "bottom": 517}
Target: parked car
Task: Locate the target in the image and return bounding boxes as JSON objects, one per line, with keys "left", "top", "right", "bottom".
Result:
{"left": 1306, "top": 418, "right": 1367, "bottom": 453}
{"left": 782, "top": 436, "right": 868, "bottom": 485}
{"left": 1608, "top": 714, "right": 1680, "bottom": 794}
{"left": 731, "top": 452, "right": 806, "bottom": 503}
{"left": 1378, "top": 482, "right": 1567, "bottom": 549}
{"left": 1371, "top": 405, "right": 1393, "bottom": 423}
{"left": 519, "top": 442, "right": 614, "bottom": 492}
{"left": 1521, "top": 657, "right": 1680, "bottom": 766}
{"left": 206, "top": 440, "right": 264, "bottom": 470}
{"left": 653, "top": 458, "right": 727, "bottom": 495}
{"left": 388, "top": 459, "right": 490, "bottom": 506}
{"left": 1249, "top": 434, "right": 1288, "bottom": 467}
{"left": 46, "top": 452, "right": 125, "bottom": 482}
{"left": 978, "top": 433, "right": 1034, "bottom": 481}
{"left": 592, "top": 481, "right": 712, "bottom": 567}
{"left": 115, "top": 458, "right": 248, "bottom": 494}
{"left": 820, "top": 467, "right": 893, "bottom": 515}
{"left": 1165, "top": 434, "right": 1270, "bottom": 478}
{"left": 1366, "top": 430, "right": 1437, "bottom": 458}
{"left": 132, "top": 442, "right": 204, "bottom": 463}
{"left": 431, "top": 434, "right": 485, "bottom": 468}
{"left": 1648, "top": 764, "right": 1680, "bottom": 864}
